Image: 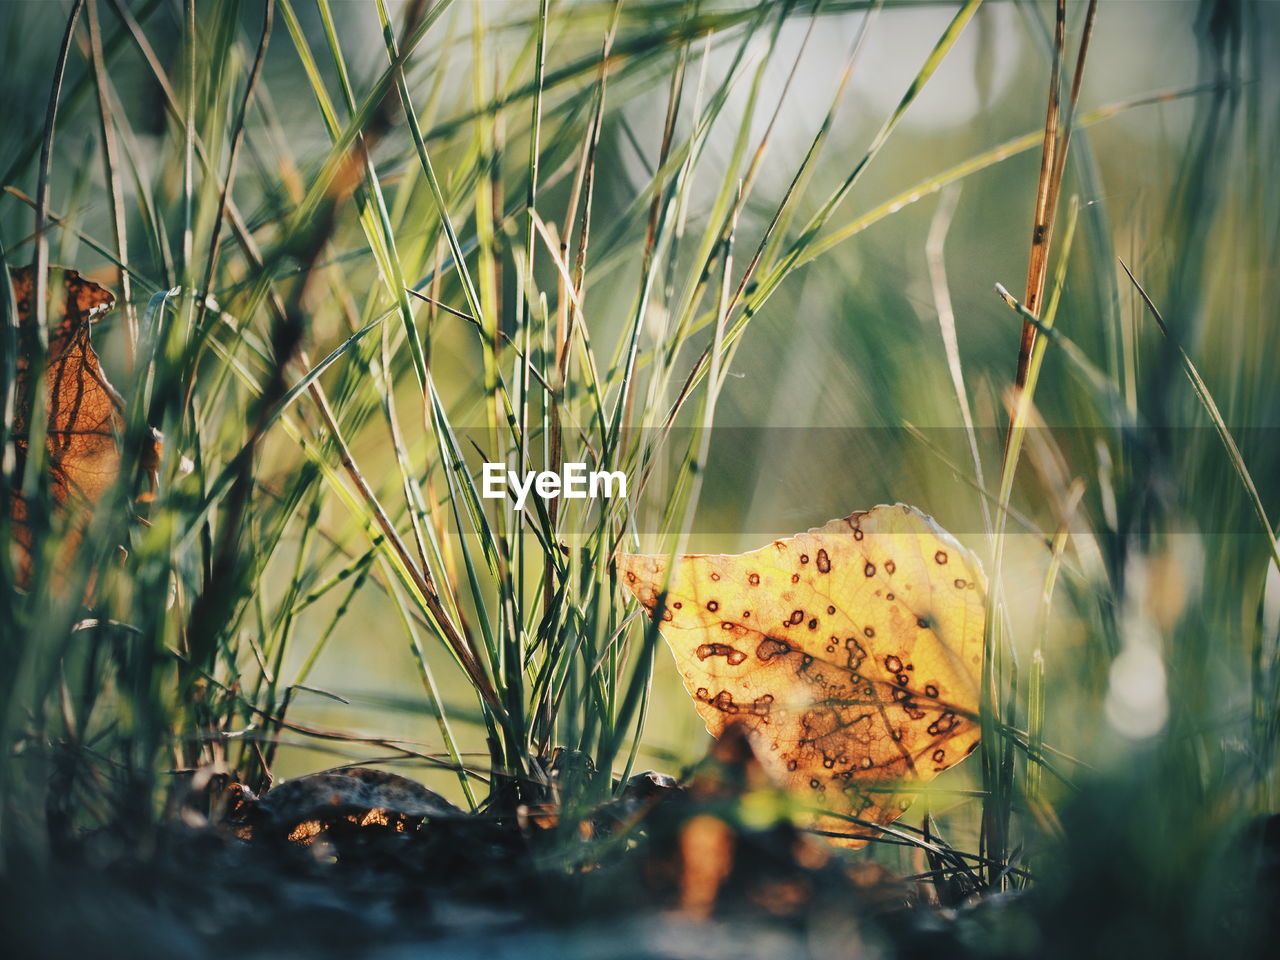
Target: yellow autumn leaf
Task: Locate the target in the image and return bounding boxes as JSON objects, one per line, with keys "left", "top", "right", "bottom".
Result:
{"left": 618, "top": 503, "right": 985, "bottom": 847}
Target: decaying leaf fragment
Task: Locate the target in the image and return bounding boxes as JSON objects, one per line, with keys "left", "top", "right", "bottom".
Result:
{"left": 618, "top": 503, "right": 985, "bottom": 847}
{"left": 228, "top": 767, "right": 465, "bottom": 844}
{"left": 6, "top": 265, "right": 159, "bottom": 582}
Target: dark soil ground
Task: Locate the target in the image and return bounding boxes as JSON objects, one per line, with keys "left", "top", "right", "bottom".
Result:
{"left": 1, "top": 807, "right": 995, "bottom": 960}
{"left": 0, "top": 736, "right": 1007, "bottom": 960}
{"left": 4, "top": 738, "right": 1277, "bottom": 960}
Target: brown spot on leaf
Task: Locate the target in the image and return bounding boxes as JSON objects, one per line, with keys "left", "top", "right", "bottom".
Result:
{"left": 704, "top": 690, "right": 738, "bottom": 713}
{"left": 928, "top": 712, "right": 960, "bottom": 735}
{"left": 756, "top": 638, "right": 791, "bottom": 662}
{"left": 696, "top": 643, "right": 747, "bottom": 665}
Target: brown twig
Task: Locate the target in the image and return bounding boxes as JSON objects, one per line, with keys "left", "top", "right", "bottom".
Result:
{"left": 1011, "top": 0, "right": 1099, "bottom": 395}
